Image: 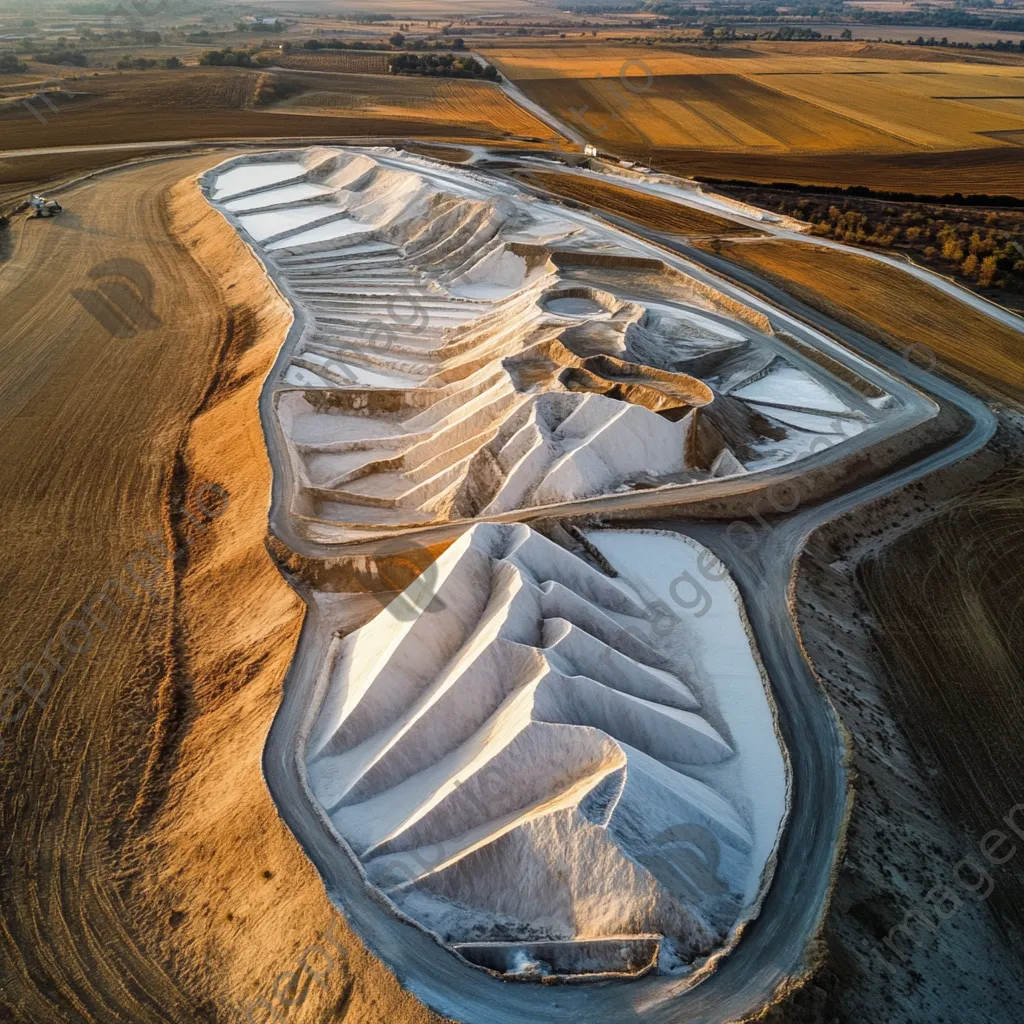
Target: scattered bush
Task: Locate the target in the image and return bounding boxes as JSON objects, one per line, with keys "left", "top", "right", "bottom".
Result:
{"left": 0, "top": 51, "right": 28, "bottom": 73}
{"left": 32, "top": 48, "right": 88, "bottom": 66}
{"left": 199, "top": 46, "right": 265, "bottom": 67}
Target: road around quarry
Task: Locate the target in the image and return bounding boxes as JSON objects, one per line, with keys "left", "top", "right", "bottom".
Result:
{"left": 252, "top": 146, "right": 1002, "bottom": 1023}
{"left": 9, "top": 138, "right": 1022, "bottom": 336}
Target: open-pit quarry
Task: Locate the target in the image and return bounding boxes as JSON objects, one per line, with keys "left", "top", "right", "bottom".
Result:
{"left": 190, "top": 146, "right": 957, "bottom": 1021}
{"left": 203, "top": 147, "right": 905, "bottom": 549}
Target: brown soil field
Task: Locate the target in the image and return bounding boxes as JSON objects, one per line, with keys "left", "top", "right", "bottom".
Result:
{"left": 700, "top": 237, "right": 1024, "bottom": 399}
{"left": 0, "top": 67, "right": 563, "bottom": 152}
{"left": 405, "top": 142, "right": 473, "bottom": 162}
{"left": 0, "top": 153, "right": 438, "bottom": 1023}
{"left": 675, "top": 146, "right": 1024, "bottom": 198}
{"left": 859, "top": 469, "right": 1024, "bottom": 941}
{"left": 515, "top": 169, "right": 759, "bottom": 236}
{"left": 270, "top": 71, "right": 558, "bottom": 141}
{"left": 0, "top": 147, "right": 188, "bottom": 208}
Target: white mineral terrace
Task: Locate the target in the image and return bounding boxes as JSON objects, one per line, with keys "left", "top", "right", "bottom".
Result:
{"left": 199, "top": 148, "right": 904, "bottom": 985}
{"left": 202, "top": 147, "right": 895, "bottom": 546}
{"left": 303, "top": 523, "right": 788, "bottom": 979}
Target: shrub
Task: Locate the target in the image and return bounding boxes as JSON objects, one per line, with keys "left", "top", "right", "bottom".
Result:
{"left": 977, "top": 255, "right": 999, "bottom": 287}
{"left": 32, "top": 48, "right": 88, "bottom": 66}
{"left": 0, "top": 51, "right": 27, "bottom": 73}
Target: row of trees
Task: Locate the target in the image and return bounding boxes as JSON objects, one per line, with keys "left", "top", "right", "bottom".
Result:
{"left": 784, "top": 201, "right": 1024, "bottom": 289}
{"left": 198, "top": 46, "right": 271, "bottom": 68}
{"left": 297, "top": 34, "right": 467, "bottom": 52}
{"left": 388, "top": 53, "right": 498, "bottom": 80}
{"left": 909, "top": 36, "right": 1024, "bottom": 53}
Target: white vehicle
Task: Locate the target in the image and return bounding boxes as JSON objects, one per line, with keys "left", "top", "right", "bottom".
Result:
{"left": 29, "top": 195, "right": 62, "bottom": 218}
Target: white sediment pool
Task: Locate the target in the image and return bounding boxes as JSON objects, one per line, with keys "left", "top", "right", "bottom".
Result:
{"left": 211, "top": 160, "right": 306, "bottom": 200}
{"left": 224, "top": 182, "right": 334, "bottom": 211}
{"left": 266, "top": 218, "right": 367, "bottom": 250}
{"left": 733, "top": 366, "right": 853, "bottom": 414}
{"left": 236, "top": 204, "right": 340, "bottom": 242}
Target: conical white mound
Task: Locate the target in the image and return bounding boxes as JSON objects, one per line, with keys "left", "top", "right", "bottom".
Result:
{"left": 303, "top": 524, "right": 786, "bottom": 977}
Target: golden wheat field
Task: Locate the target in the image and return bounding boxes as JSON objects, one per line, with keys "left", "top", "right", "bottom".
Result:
{"left": 702, "top": 237, "right": 1024, "bottom": 398}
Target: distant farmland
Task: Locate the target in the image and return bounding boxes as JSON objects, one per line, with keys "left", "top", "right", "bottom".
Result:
{"left": 0, "top": 67, "right": 564, "bottom": 153}
{"left": 270, "top": 72, "right": 558, "bottom": 141}
{"left": 265, "top": 51, "right": 390, "bottom": 75}
{"left": 484, "top": 42, "right": 1024, "bottom": 194}
{"left": 702, "top": 236, "right": 1024, "bottom": 399}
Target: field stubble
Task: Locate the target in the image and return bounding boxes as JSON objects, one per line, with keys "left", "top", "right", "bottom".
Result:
{"left": 485, "top": 42, "right": 1024, "bottom": 194}
{"left": 699, "top": 237, "right": 1024, "bottom": 399}
{"left": 515, "top": 169, "right": 760, "bottom": 236}
{"left": 0, "top": 153, "right": 438, "bottom": 1023}
{"left": 859, "top": 468, "right": 1024, "bottom": 943}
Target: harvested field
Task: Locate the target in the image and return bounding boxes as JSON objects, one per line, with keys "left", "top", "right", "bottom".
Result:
{"left": 760, "top": 70, "right": 1024, "bottom": 150}
{"left": 0, "top": 153, "right": 437, "bottom": 1023}
{"left": 0, "top": 67, "right": 564, "bottom": 152}
{"left": 518, "top": 67, "right": 1024, "bottom": 154}
{"left": 701, "top": 237, "right": 1024, "bottom": 399}
{"left": 676, "top": 146, "right": 1024, "bottom": 198}
{"left": 859, "top": 469, "right": 1024, "bottom": 941}
{"left": 264, "top": 51, "right": 390, "bottom": 74}
{"left": 515, "top": 169, "right": 759, "bottom": 236}
{"left": 524, "top": 74, "right": 899, "bottom": 153}
{"left": 484, "top": 41, "right": 1024, "bottom": 193}
{"left": 0, "top": 146, "right": 187, "bottom": 208}
{"left": 482, "top": 43, "right": 1024, "bottom": 81}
